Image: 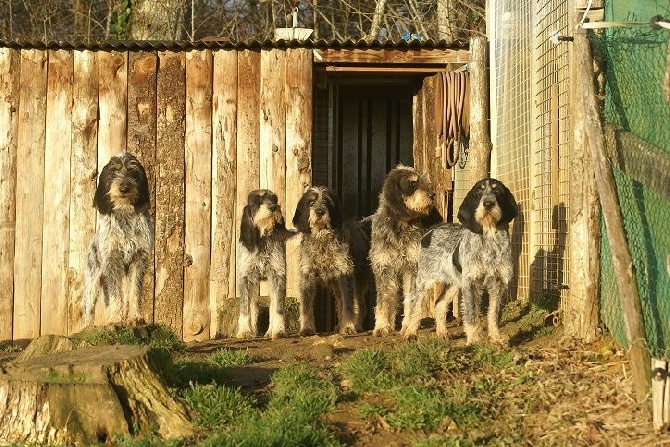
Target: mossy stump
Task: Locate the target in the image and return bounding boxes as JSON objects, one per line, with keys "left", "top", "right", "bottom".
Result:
{"left": 0, "top": 337, "right": 193, "bottom": 445}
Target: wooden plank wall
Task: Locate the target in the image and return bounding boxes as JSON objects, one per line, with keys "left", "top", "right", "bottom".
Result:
{"left": 0, "top": 47, "right": 313, "bottom": 344}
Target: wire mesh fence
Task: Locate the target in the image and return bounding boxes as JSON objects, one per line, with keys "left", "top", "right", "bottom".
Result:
{"left": 490, "top": 1, "right": 670, "bottom": 359}
{"left": 489, "top": 0, "right": 569, "bottom": 309}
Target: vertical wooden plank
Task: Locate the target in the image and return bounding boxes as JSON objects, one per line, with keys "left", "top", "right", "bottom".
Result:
{"left": 68, "top": 50, "right": 98, "bottom": 333}
{"left": 41, "top": 50, "right": 73, "bottom": 336}
{"left": 285, "top": 48, "right": 313, "bottom": 303}
{"left": 13, "top": 49, "right": 47, "bottom": 343}
{"left": 235, "top": 49, "right": 261, "bottom": 303}
{"left": 260, "top": 49, "right": 286, "bottom": 197}
{"left": 155, "top": 51, "right": 186, "bottom": 337}
{"left": 95, "top": 50, "right": 128, "bottom": 324}
{"left": 183, "top": 49, "right": 212, "bottom": 342}
{"left": 259, "top": 48, "right": 287, "bottom": 298}
{"left": 210, "top": 49, "right": 238, "bottom": 338}
{"left": 128, "top": 51, "right": 158, "bottom": 324}
{"left": 0, "top": 48, "right": 20, "bottom": 343}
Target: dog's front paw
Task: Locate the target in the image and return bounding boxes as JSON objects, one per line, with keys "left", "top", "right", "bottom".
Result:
{"left": 372, "top": 326, "right": 395, "bottom": 337}
{"left": 338, "top": 325, "right": 357, "bottom": 336}
{"left": 265, "top": 329, "right": 286, "bottom": 340}
{"left": 401, "top": 328, "right": 418, "bottom": 341}
{"left": 236, "top": 330, "right": 256, "bottom": 339}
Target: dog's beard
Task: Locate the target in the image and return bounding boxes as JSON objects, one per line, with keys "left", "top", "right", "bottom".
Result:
{"left": 109, "top": 179, "right": 140, "bottom": 212}
{"left": 308, "top": 208, "right": 331, "bottom": 232}
{"left": 254, "top": 204, "right": 282, "bottom": 236}
{"left": 475, "top": 203, "right": 503, "bottom": 236}
{"left": 404, "top": 189, "right": 434, "bottom": 215}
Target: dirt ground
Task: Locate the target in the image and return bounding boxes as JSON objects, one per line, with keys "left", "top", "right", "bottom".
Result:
{"left": 184, "top": 314, "right": 670, "bottom": 447}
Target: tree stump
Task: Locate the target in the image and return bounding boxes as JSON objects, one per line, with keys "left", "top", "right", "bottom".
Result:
{"left": 0, "top": 338, "right": 193, "bottom": 445}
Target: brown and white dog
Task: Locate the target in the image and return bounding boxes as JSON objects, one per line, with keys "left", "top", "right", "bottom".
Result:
{"left": 82, "top": 152, "right": 153, "bottom": 327}
{"left": 293, "top": 186, "right": 371, "bottom": 336}
{"left": 369, "top": 165, "right": 442, "bottom": 336}
{"left": 236, "top": 189, "right": 295, "bottom": 339}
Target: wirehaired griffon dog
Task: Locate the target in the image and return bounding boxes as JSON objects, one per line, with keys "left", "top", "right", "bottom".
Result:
{"left": 82, "top": 152, "right": 153, "bottom": 327}
{"left": 236, "top": 189, "right": 295, "bottom": 339}
{"left": 369, "top": 165, "right": 442, "bottom": 336}
{"left": 401, "top": 178, "right": 518, "bottom": 345}
{"left": 293, "top": 186, "right": 371, "bottom": 336}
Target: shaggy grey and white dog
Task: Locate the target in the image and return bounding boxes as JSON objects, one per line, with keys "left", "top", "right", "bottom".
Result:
{"left": 236, "top": 189, "right": 295, "bottom": 339}
{"left": 369, "top": 165, "right": 442, "bottom": 336}
{"left": 83, "top": 152, "right": 153, "bottom": 327}
{"left": 293, "top": 186, "right": 371, "bottom": 336}
{"left": 401, "top": 178, "right": 518, "bottom": 345}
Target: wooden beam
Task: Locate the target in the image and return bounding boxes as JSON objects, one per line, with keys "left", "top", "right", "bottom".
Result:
{"left": 313, "top": 48, "right": 469, "bottom": 65}
{"left": 324, "top": 66, "right": 445, "bottom": 73}
{"left": 574, "top": 25, "right": 651, "bottom": 402}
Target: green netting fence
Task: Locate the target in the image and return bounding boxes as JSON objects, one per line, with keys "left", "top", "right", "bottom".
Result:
{"left": 596, "top": 1, "right": 670, "bottom": 357}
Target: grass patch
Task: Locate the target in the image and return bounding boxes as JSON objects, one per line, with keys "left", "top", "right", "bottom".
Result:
{"left": 207, "top": 348, "right": 259, "bottom": 367}
{"left": 337, "top": 348, "right": 390, "bottom": 393}
{"left": 182, "top": 384, "right": 256, "bottom": 430}
{"left": 74, "top": 324, "right": 186, "bottom": 353}
{"left": 198, "top": 363, "right": 341, "bottom": 447}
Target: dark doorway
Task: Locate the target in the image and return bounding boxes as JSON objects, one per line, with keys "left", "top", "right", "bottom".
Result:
{"left": 311, "top": 76, "right": 418, "bottom": 332}
{"left": 313, "top": 78, "right": 416, "bottom": 220}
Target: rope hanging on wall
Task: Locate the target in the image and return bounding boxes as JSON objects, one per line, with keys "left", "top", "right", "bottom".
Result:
{"left": 434, "top": 69, "right": 470, "bottom": 168}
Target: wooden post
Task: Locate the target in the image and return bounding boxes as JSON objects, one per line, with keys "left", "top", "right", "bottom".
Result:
{"left": 154, "top": 51, "right": 186, "bottom": 337}
{"left": 468, "top": 35, "right": 491, "bottom": 182}
{"left": 41, "top": 50, "right": 73, "bottom": 336}
{"left": 574, "top": 26, "right": 651, "bottom": 402}
{"left": 0, "top": 48, "right": 20, "bottom": 343}
{"left": 68, "top": 50, "right": 99, "bottom": 334}
{"left": 127, "top": 51, "right": 158, "bottom": 324}
{"left": 13, "top": 49, "right": 47, "bottom": 343}
{"left": 235, "top": 49, "right": 261, "bottom": 315}
{"left": 285, "top": 48, "right": 313, "bottom": 302}
{"left": 566, "top": 13, "right": 600, "bottom": 343}
{"left": 183, "top": 49, "right": 213, "bottom": 342}
{"left": 210, "top": 49, "right": 238, "bottom": 338}
{"left": 96, "top": 51, "right": 128, "bottom": 325}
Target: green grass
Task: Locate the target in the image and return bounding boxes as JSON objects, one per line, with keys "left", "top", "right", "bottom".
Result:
{"left": 182, "top": 384, "right": 256, "bottom": 430}
{"left": 196, "top": 363, "right": 341, "bottom": 447}
{"left": 207, "top": 348, "right": 259, "bottom": 367}
{"left": 74, "top": 324, "right": 186, "bottom": 353}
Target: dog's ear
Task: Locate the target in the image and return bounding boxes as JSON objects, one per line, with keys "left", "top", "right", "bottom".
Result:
{"left": 421, "top": 206, "right": 443, "bottom": 228}
{"left": 93, "top": 165, "right": 114, "bottom": 215}
{"left": 323, "top": 188, "right": 343, "bottom": 230}
{"left": 133, "top": 159, "right": 151, "bottom": 210}
{"left": 458, "top": 183, "right": 484, "bottom": 234}
{"left": 239, "top": 205, "right": 260, "bottom": 251}
{"left": 292, "top": 192, "right": 312, "bottom": 233}
{"left": 498, "top": 182, "right": 518, "bottom": 225}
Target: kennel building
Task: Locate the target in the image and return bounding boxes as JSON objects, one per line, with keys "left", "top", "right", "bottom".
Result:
{"left": 0, "top": 38, "right": 471, "bottom": 343}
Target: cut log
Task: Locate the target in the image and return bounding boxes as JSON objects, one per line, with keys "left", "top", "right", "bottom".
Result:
{"left": 0, "top": 340, "right": 193, "bottom": 445}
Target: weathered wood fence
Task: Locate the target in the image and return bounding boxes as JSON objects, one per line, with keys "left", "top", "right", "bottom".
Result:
{"left": 0, "top": 46, "right": 312, "bottom": 343}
